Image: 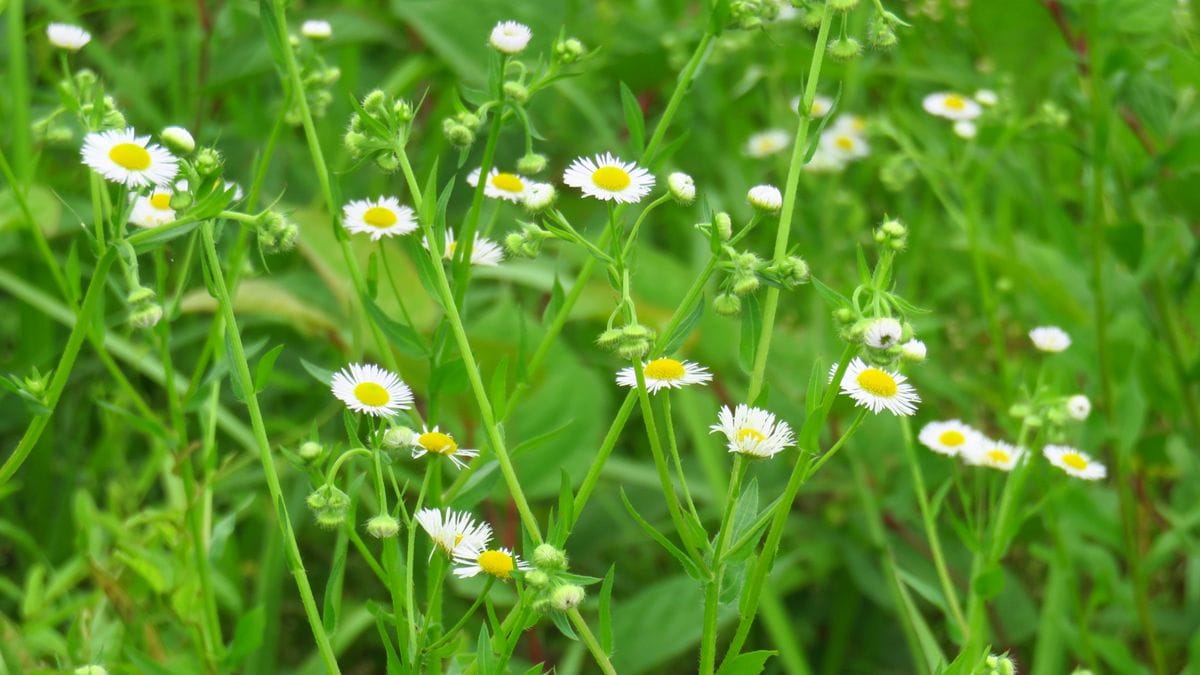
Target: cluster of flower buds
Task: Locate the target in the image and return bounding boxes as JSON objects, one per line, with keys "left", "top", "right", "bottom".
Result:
{"left": 505, "top": 222, "right": 551, "bottom": 258}
{"left": 728, "top": 0, "right": 782, "bottom": 30}
{"left": 597, "top": 323, "right": 657, "bottom": 360}
{"left": 126, "top": 285, "right": 163, "bottom": 330}
{"left": 873, "top": 217, "right": 908, "bottom": 251}
{"left": 846, "top": 316, "right": 924, "bottom": 366}
{"left": 343, "top": 89, "right": 416, "bottom": 171}
{"left": 983, "top": 654, "right": 1017, "bottom": 675}
{"left": 442, "top": 110, "right": 483, "bottom": 148}
{"left": 525, "top": 544, "right": 590, "bottom": 614}
{"left": 306, "top": 483, "right": 351, "bottom": 529}
{"left": 792, "top": 0, "right": 904, "bottom": 58}
{"left": 256, "top": 210, "right": 299, "bottom": 253}
{"left": 553, "top": 37, "right": 586, "bottom": 65}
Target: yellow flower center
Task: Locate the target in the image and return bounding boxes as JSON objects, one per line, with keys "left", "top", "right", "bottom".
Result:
{"left": 592, "top": 166, "right": 631, "bottom": 191}
{"left": 644, "top": 358, "right": 686, "bottom": 381}
{"left": 353, "top": 382, "right": 390, "bottom": 407}
{"left": 737, "top": 428, "right": 767, "bottom": 444}
{"left": 363, "top": 206, "right": 398, "bottom": 228}
{"left": 491, "top": 172, "right": 524, "bottom": 193}
{"left": 856, "top": 368, "right": 897, "bottom": 397}
{"left": 835, "top": 135, "right": 855, "bottom": 151}
{"left": 986, "top": 449, "right": 1011, "bottom": 465}
{"left": 938, "top": 430, "right": 966, "bottom": 447}
{"left": 108, "top": 142, "right": 152, "bottom": 171}
{"left": 453, "top": 533, "right": 464, "bottom": 546}
{"left": 1061, "top": 452, "right": 1089, "bottom": 470}
{"left": 418, "top": 431, "right": 458, "bottom": 455}
{"left": 446, "top": 240, "right": 458, "bottom": 256}
{"left": 149, "top": 193, "right": 172, "bottom": 210}
{"left": 754, "top": 138, "right": 776, "bottom": 153}
{"left": 944, "top": 95, "right": 966, "bottom": 111}
{"left": 477, "top": 549, "right": 515, "bottom": 578}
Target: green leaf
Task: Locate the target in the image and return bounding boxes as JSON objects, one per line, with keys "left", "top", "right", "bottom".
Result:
{"left": 364, "top": 296, "right": 427, "bottom": 357}
{"left": 300, "top": 358, "right": 336, "bottom": 387}
{"left": 661, "top": 297, "right": 705, "bottom": 355}
{"left": 490, "top": 356, "right": 510, "bottom": 420}
{"left": 543, "top": 274, "right": 565, "bottom": 326}
{"left": 717, "top": 650, "right": 777, "bottom": 675}
{"left": 620, "top": 82, "right": 646, "bottom": 158}
{"left": 619, "top": 489, "right": 704, "bottom": 580}
{"left": 599, "top": 565, "right": 616, "bottom": 653}
{"left": 551, "top": 610, "right": 579, "bottom": 641}
{"left": 253, "top": 344, "right": 286, "bottom": 394}
{"left": 738, "top": 293, "right": 763, "bottom": 372}
{"left": 973, "top": 564, "right": 1006, "bottom": 600}
{"left": 223, "top": 605, "right": 266, "bottom": 667}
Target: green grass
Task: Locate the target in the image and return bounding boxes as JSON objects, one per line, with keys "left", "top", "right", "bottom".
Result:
{"left": 2, "top": 0, "right": 1199, "bottom": 673}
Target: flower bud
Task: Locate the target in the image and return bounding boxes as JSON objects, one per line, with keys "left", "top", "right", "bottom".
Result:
{"left": 383, "top": 426, "right": 415, "bottom": 448}
{"left": 375, "top": 153, "right": 400, "bottom": 172}
{"left": 714, "top": 292, "right": 742, "bottom": 317}
{"left": 667, "top": 172, "right": 696, "bottom": 205}
{"left": 127, "top": 286, "right": 156, "bottom": 306}
{"left": 984, "top": 654, "right": 1016, "bottom": 675}
{"left": 532, "top": 543, "right": 568, "bottom": 570}
{"left": 553, "top": 37, "right": 585, "bottom": 64}
{"left": 194, "top": 147, "right": 223, "bottom": 177}
{"left": 827, "top": 37, "right": 862, "bottom": 62}
{"left": 828, "top": 0, "right": 859, "bottom": 11}
{"left": 525, "top": 570, "right": 551, "bottom": 588}
{"left": 516, "top": 153, "right": 548, "bottom": 175}
{"left": 301, "top": 19, "right": 333, "bottom": 40}
{"left": 800, "top": 6, "right": 825, "bottom": 30}
{"left": 307, "top": 484, "right": 350, "bottom": 529}
{"left": 161, "top": 126, "right": 195, "bottom": 154}
{"left": 1066, "top": 394, "right": 1091, "bottom": 421}
{"left": 621, "top": 324, "right": 654, "bottom": 341}
{"left": 502, "top": 81, "right": 529, "bottom": 103}
{"left": 596, "top": 328, "right": 624, "bottom": 351}
{"left": 833, "top": 307, "right": 855, "bottom": 325}
{"left": 551, "top": 584, "right": 586, "bottom": 611}
{"left": 393, "top": 99, "right": 415, "bottom": 122}
{"left": 362, "top": 89, "right": 387, "bottom": 116}
{"left": 617, "top": 340, "right": 651, "bottom": 361}
{"left": 299, "top": 440, "right": 324, "bottom": 461}
{"left": 714, "top": 212, "right": 733, "bottom": 241}
{"left": 732, "top": 273, "right": 761, "bottom": 296}
{"left": 443, "top": 120, "right": 475, "bottom": 148}
{"left": 522, "top": 183, "right": 556, "bottom": 212}
{"left": 366, "top": 514, "right": 401, "bottom": 539}
{"left": 74, "top": 667, "right": 109, "bottom": 675}
{"left": 900, "top": 339, "right": 926, "bottom": 363}
{"left": 130, "top": 303, "right": 163, "bottom": 330}
{"left": 747, "top": 185, "right": 783, "bottom": 213}
{"left": 102, "top": 110, "right": 127, "bottom": 130}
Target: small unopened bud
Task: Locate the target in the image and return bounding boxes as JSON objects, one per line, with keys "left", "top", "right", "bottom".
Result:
{"left": 525, "top": 570, "right": 551, "bottom": 588}
{"left": 596, "top": 328, "right": 624, "bottom": 351}
{"left": 800, "top": 6, "right": 825, "bottom": 30}
{"left": 301, "top": 19, "right": 333, "bottom": 40}
{"left": 307, "top": 484, "right": 350, "bottom": 529}
{"left": 74, "top": 667, "right": 108, "bottom": 675}
{"left": 667, "top": 172, "right": 696, "bottom": 205}
{"left": 833, "top": 307, "right": 855, "bottom": 325}
{"left": 1066, "top": 394, "right": 1091, "bottom": 421}
{"left": 714, "top": 292, "right": 742, "bottom": 317}
{"left": 502, "top": 81, "right": 529, "bottom": 103}
{"left": 732, "top": 273, "right": 761, "bottom": 296}
{"left": 748, "top": 184, "right": 783, "bottom": 213}
{"left": 362, "top": 89, "right": 387, "bottom": 116}
{"left": 881, "top": 219, "right": 906, "bottom": 238}
{"left": 828, "top": 0, "right": 859, "bottom": 10}
{"left": 102, "top": 110, "right": 127, "bottom": 130}
{"left": 130, "top": 303, "right": 163, "bottom": 330}
{"left": 127, "top": 286, "right": 156, "bottom": 306}
{"left": 160, "top": 126, "right": 195, "bottom": 154}
{"left": 617, "top": 340, "right": 651, "bottom": 361}
{"left": 714, "top": 212, "right": 733, "bottom": 241}
{"left": 900, "top": 339, "right": 926, "bottom": 363}
{"left": 522, "top": 183, "right": 556, "bottom": 211}
{"left": 827, "top": 37, "right": 862, "bottom": 62}
{"left": 383, "top": 426, "right": 415, "bottom": 448}
{"left": 393, "top": 99, "right": 415, "bottom": 122}
{"left": 443, "top": 120, "right": 475, "bottom": 147}
{"left": 551, "top": 584, "right": 586, "bottom": 611}
{"left": 621, "top": 324, "right": 653, "bottom": 341}
{"left": 516, "top": 153, "right": 548, "bottom": 175}
{"left": 343, "top": 129, "right": 367, "bottom": 155}
{"left": 194, "top": 147, "right": 223, "bottom": 177}
{"left": 983, "top": 654, "right": 1016, "bottom": 675}
{"left": 366, "top": 514, "right": 401, "bottom": 539}
{"left": 299, "top": 441, "right": 324, "bottom": 460}
{"left": 553, "top": 37, "right": 585, "bottom": 64}
{"left": 457, "top": 112, "right": 481, "bottom": 130}
{"left": 532, "top": 543, "right": 568, "bottom": 571}
{"left": 375, "top": 153, "right": 400, "bottom": 172}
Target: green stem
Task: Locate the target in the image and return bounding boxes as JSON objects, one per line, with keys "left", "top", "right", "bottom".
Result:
{"left": 568, "top": 608, "right": 617, "bottom": 675}
{"left": 425, "top": 578, "right": 494, "bottom": 652}
{"left": 700, "top": 456, "right": 746, "bottom": 674}
{"left": 643, "top": 32, "right": 714, "bottom": 163}
{"left": 661, "top": 392, "right": 702, "bottom": 525}
{"left": 199, "top": 223, "right": 341, "bottom": 674}
{"left": 7, "top": 0, "right": 31, "bottom": 182}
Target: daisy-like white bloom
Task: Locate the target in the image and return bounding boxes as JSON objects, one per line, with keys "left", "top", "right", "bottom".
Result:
{"left": 710, "top": 404, "right": 796, "bottom": 459}
{"left": 819, "top": 127, "right": 870, "bottom": 162}
{"left": 922, "top": 92, "right": 983, "bottom": 121}
{"left": 563, "top": 153, "right": 654, "bottom": 203}
{"left": 47, "top": 23, "right": 91, "bottom": 50}
{"left": 792, "top": 94, "right": 833, "bottom": 118}
{"left": 453, "top": 545, "right": 530, "bottom": 580}
{"left": 1066, "top": 394, "right": 1091, "bottom": 421}
{"left": 804, "top": 147, "right": 847, "bottom": 173}
{"left": 342, "top": 196, "right": 417, "bottom": 241}
{"left": 1029, "top": 326, "right": 1071, "bottom": 353}
{"left": 832, "top": 114, "right": 868, "bottom": 136}
{"left": 747, "top": 185, "right": 783, "bottom": 212}
{"left": 331, "top": 363, "right": 413, "bottom": 417}
{"left": 953, "top": 121, "right": 978, "bottom": 139}
{"left": 667, "top": 172, "right": 696, "bottom": 205}
{"left": 425, "top": 230, "right": 505, "bottom": 266}
{"left": 1043, "top": 444, "right": 1106, "bottom": 480}
{"left": 900, "top": 339, "right": 927, "bottom": 362}
{"left": 974, "top": 89, "right": 999, "bottom": 107}
{"left": 129, "top": 188, "right": 176, "bottom": 228}
{"left": 918, "top": 419, "right": 980, "bottom": 457}
{"left": 964, "top": 438, "right": 1025, "bottom": 471}
{"left": 616, "top": 358, "right": 712, "bottom": 394}
{"left": 744, "top": 129, "right": 790, "bottom": 158}
{"left": 489, "top": 20, "right": 531, "bottom": 55}
{"left": 301, "top": 19, "right": 332, "bottom": 39}
{"left": 410, "top": 426, "right": 479, "bottom": 469}
{"left": 415, "top": 508, "right": 493, "bottom": 557}
{"left": 837, "top": 358, "right": 920, "bottom": 416}
{"left": 863, "top": 318, "right": 903, "bottom": 349}
{"left": 81, "top": 129, "right": 178, "bottom": 188}
{"left": 468, "top": 167, "right": 530, "bottom": 203}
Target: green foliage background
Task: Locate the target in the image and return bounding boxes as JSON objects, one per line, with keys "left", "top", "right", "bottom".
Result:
{"left": 1, "top": 0, "right": 1198, "bottom": 673}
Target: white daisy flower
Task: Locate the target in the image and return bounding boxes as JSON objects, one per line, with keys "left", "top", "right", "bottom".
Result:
{"left": 562, "top": 153, "right": 655, "bottom": 203}
{"left": 667, "top": 172, "right": 696, "bottom": 205}
{"left": 424, "top": 230, "right": 504, "bottom": 266}
{"left": 744, "top": 129, "right": 790, "bottom": 158}
{"left": 415, "top": 508, "right": 493, "bottom": 557}
{"left": 1029, "top": 326, "right": 1071, "bottom": 353}
{"left": 1043, "top": 444, "right": 1106, "bottom": 480}
{"left": 922, "top": 92, "right": 983, "bottom": 121}
{"left": 342, "top": 196, "right": 417, "bottom": 241}
{"left": 918, "top": 419, "right": 980, "bottom": 457}
{"left": 468, "top": 167, "right": 530, "bottom": 203}
{"left": 452, "top": 545, "right": 530, "bottom": 580}
{"left": 710, "top": 404, "right": 796, "bottom": 459}
{"left": 900, "top": 339, "right": 927, "bottom": 363}
{"left": 964, "top": 438, "right": 1025, "bottom": 472}
{"left": 831, "top": 114, "right": 868, "bottom": 135}
{"left": 804, "top": 147, "right": 847, "bottom": 173}
{"left": 953, "top": 121, "right": 978, "bottom": 139}
{"left": 330, "top": 363, "right": 413, "bottom": 417}
{"left": 488, "top": 20, "right": 531, "bottom": 55}
{"left": 129, "top": 188, "right": 176, "bottom": 229}
{"left": 747, "top": 184, "right": 783, "bottom": 212}
{"left": 863, "top": 318, "right": 903, "bottom": 349}
{"left": 1066, "top": 394, "right": 1091, "bottom": 421}
{"left": 47, "top": 23, "right": 91, "bottom": 50}
{"left": 974, "top": 89, "right": 998, "bottom": 107}
{"left": 301, "top": 20, "right": 332, "bottom": 39}
{"left": 837, "top": 358, "right": 920, "bottom": 416}
{"left": 410, "top": 426, "right": 479, "bottom": 470}
{"left": 819, "top": 127, "right": 870, "bottom": 162}
{"left": 81, "top": 129, "right": 178, "bottom": 188}
{"left": 616, "top": 358, "right": 712, "bottom": 394}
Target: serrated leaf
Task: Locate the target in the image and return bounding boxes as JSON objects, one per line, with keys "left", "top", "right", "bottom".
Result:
{"left": 717, "top": 650, "right": 776, "bottom": 675}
